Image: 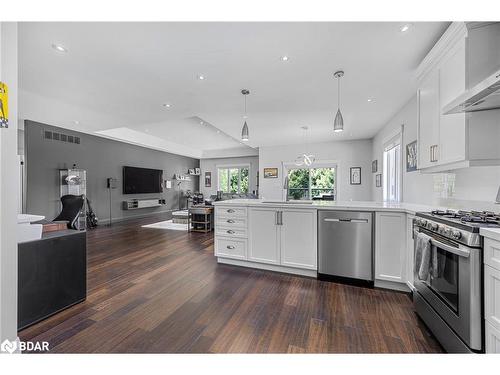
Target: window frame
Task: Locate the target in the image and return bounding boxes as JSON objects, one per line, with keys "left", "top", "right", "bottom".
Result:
{"left": 216, "top": 164, "right": 250, "bottom": 194}
{"left": 382, "top": 131, "right": 403, "bottom": 203}
{"left": 283, "top": 161, "right": 338, "bottom": 201}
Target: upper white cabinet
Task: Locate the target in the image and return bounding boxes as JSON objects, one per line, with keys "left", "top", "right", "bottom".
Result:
{"left": 375, "top": 212, "right": 407, "bottom": 285}
{"left": 416, "top": 22, "right": 500, "bottom": 173}
{"left": 417, "top": 69, "right": 440, "bottom": 169}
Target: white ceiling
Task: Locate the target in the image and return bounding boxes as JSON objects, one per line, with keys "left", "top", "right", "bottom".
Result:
{"left": 19, "top": 22, "right": 449, "bottom": 158}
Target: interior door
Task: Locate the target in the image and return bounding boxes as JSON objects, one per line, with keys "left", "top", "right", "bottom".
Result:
{"left": 248, "top": 207, "right": 280, "bottom": 264}
{"left": 280, "top": 209, "right": 317, "bottom": 269}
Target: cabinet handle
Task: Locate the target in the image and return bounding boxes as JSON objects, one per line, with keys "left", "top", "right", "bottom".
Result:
{"left": 275, "top": 211, "right": 279, "bottom": 225}
{"left": 226, "top": 230, "right": 235, "bottom": 234}
{"left": 226, "top": 219, "right": 235, "bottom": 223}
{"left": 430, "top": 145, "right": 438, "bottom": 162}
{"left": 226, "top": 245, "right": 236, "bottom": 250}
{"left": 227, "top": 209, "right": 235, "bottom": 213}
{"left": 278, "top": 211, "right": 283, "bottom": 226}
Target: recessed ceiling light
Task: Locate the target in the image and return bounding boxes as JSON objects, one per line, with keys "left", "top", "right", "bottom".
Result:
{"left": 399, "top": 23, "right": 412, "bottom": 33}
{"left": 200, "top": 121, "right": 204, "bottom": 125}
{"left": 197, "top": 75, "right": 205, "bottom": 80}
{"left": 162, "top": 103, "right": 172, "bottom": 108}
{"left": 73, "top": 120, "right": 80, "bottom": 125}
{"left": 216, "top": 130, "right": 221, "bottom": 134}
{"left": 367, "top": 98, "right": 373, "bottom": 102}
{"left": 51, "top": 43, "right": 68, "bottom": 53}
{"left": 280, "top": 56, "right": 290, "bottom": 62}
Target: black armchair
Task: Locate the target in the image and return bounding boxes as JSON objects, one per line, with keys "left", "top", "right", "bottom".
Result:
{"left": 54, "top": 194, "right": 85, "bottom": 229}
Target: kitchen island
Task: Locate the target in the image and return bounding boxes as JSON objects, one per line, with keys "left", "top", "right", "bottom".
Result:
{"left": 213, "top": 199, "right": 441, "bottom": 291}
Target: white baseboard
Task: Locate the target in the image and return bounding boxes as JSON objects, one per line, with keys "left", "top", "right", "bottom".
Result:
{"left": 375, "top": 279, "right": 410, "bottom": 292}
{"left": 217, "top": 257, "right": 317, "bottom": 278}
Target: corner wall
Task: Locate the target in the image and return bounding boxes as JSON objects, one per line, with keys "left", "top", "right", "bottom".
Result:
{"left": 0, "top": 22, "right": 19, "bottom": 345}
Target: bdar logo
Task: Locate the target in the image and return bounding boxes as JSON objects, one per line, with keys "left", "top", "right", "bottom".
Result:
{"left": 1, "top": 339, "right": 17, "bottom": 354}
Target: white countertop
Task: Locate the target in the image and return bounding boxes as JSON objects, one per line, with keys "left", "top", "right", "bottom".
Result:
{"left": 480, "top": 227, "right": 500, "bottom": 242}
{"left": 17, "top": 214, "right": 45, "bottom": 224}
{"left": 212, "top": 199, "right": 443, "bottom": 215}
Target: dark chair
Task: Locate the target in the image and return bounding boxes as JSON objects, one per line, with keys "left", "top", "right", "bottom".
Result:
{"left": 54, "top": 194, "right": 85, "bottom": 229}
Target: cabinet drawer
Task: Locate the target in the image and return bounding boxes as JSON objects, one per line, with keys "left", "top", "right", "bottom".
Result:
{"left": 216, "top": 226, "right": 247, "bottom": 238}
{"left": 216, "top": 206, "right": 247, "bottom": 218}
{"left": 486, "top": 321, "right": 500, "bottom": 353}
{"left": 485, "top": 238, "right": 500, "bottom": 270}
{"left": 215, "top": 237, "right": 247, "bottom": 260}
{"left": 485, "top": 264, "right": 500, "bottom": 330}
{"left": 216, "top": 217, "right": 247, "bottom": 228}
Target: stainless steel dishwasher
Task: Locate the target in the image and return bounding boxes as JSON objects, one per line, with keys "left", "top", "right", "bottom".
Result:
{"left": 318, "top": 210, "right": 374, "bottom": 284}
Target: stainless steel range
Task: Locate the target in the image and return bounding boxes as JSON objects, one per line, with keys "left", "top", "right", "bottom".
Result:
{"left": 413, "top": 210, "right": 500, "bottom": 353}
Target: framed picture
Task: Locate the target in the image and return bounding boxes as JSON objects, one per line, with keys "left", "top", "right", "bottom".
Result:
{"left": 350, "top": 167, "right": 361, "bottom": 185}
{"left": 376, "top": 174, "right": 382, "bottom": 188}
{"left": 372, "top": 160, "right": 378, "bottom": 173}
{"left": 188, "top": 168, "right": 195, "bottom": 175}
{"left": 263, "top": 168, "right": 278, "bottom": 179}
{"left": 195, "top": 167, "right": 200, "bottom": 175}
{"left": 406, "top": 140, "right": 418, "bottom": 172}
{"left": 0, "top": 82, "right": 8, "bottom": 128}
{"left": 204, "top": 172, "right": 211, "bottom": 187}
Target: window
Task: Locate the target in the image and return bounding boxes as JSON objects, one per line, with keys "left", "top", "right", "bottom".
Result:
{"left": 287, "top": 166, "right": 336, "bottom": 200}
{"left": 383, "top": 135, "right": 402, "bottom": 202}
{"left": 218, "top": 166, "right": 249, "bottom": 194}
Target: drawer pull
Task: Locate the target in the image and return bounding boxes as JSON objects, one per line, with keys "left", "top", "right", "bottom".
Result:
{"left": 226, "top": 245, "right": 236, "bottom": 250}
{"left": 226, "top": 230, "right": 235, "bottom": 234}
{"left": 227, "top": 209, "right": 235, "bottom": 213}
{"left": 227, "top": 219, "right": 235, "bottom": 223}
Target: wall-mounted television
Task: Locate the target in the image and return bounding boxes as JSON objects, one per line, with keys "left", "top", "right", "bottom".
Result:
{"left": 123, "top": 166, "right": 163, "bottom": 194}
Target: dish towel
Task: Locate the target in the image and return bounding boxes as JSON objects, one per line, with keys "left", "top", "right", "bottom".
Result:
{"left": 415, "top": 232, "right": 432, "bottom": 280}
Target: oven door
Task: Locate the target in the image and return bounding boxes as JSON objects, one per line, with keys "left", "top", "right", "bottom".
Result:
{"left": 413, "top": 228, "right": 482, "bottom": 351}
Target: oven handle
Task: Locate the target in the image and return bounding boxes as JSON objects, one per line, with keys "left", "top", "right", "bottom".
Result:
{"left": 413, "top": 229, "right": 470, "bottom": 258}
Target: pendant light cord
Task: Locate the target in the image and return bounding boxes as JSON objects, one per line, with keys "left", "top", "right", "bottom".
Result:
{"left": 338, "top": 76, "right": 341, "bottom": 109}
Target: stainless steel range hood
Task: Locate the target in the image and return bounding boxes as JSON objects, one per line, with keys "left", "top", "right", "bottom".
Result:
{"left": 443, "top": 68, "right": 500, "bottom": 114}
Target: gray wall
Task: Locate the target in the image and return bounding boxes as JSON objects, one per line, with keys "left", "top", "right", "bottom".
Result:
{"left": 199, "top": 156, "right": 259, "bottom": 198}
{"left": 25, "top": 120, "right": 200, "bottom": 223}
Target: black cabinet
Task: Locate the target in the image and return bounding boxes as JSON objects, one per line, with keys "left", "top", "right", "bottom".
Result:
{"left": 18, "top": 230, "right": 87, "bottom": 330}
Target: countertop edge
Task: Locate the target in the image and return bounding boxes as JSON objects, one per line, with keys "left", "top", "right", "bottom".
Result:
{"left": 480, "top": 227, "right": 500, "bottom": 242}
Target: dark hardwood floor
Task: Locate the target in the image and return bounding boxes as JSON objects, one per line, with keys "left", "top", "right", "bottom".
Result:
{"left": 19, "top": 213, "right": 443, "bottom": 353}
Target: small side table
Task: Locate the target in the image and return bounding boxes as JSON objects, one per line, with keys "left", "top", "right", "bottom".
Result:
{"left": 188, "top": 205, "right": 214, "bottom": 233}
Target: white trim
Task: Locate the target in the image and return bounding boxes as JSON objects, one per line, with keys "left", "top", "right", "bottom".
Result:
{"left": 416, "top": 22, "right": 467, "bottom": 81}
{"left": 282, "top": 160, "right": 339, "bottom": 201}
{"left": 216, "top": 164, "right": 251, "bottom": 194}
{"left": 375, "top": 279, "right": 410, "bottom": 293}
{"left": 217, "top": 257, "right": 317, "bottom": 278}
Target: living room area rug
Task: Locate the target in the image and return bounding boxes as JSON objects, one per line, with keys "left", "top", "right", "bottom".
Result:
{"left": 141, "top": 220, "right": 188, "bottom": 231}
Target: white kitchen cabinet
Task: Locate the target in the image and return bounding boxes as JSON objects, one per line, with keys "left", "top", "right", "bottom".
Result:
{"left": 280, "top": 209, "right": 317, "bottom": 270}
{"left": 416, "top": 22, "right": 500, "bottom": 173}
{"left": 417, "top": 69, "right": 440, "bottom": 169}
{"left": 248, "top": 208, "right": 280, "bottom": 264}
{"left": 406, "top": 214, "right": 415, "bottom": 291}
{"left": 375, "top": 212, "right": 407, "bottom": 284}
{"left": 485, "top": 264, "right": 500, "bottom": 331}
{"left": 486, "top": 321, "right": 500, "bottom": 353}
{"left": 438, "top": 38, "right": 467, "bottom": 165}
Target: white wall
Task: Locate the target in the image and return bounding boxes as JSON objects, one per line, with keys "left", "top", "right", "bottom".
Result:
{"left": 200, "top": 156, "right": 259, "bottom": 198}
{"left": 0, "top": 22, "right": 19, "bottom": 345}
{"left": 259, "top": 140, "right": 372, "bottom": 201}
{"left": 372, "top": 94, "right": 500, "bottom": 211}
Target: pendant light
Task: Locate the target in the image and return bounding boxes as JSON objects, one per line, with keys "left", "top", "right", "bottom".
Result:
{"left": 295, "top": 126, "right": 315, "bottom": 167}
{"left": 333, "top": 70, "right": 344, "bottom": 133}
{"left": 241, "top": 89, "right": 250, "bottom": 141}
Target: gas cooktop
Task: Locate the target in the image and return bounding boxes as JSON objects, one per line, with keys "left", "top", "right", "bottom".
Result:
{"left": 421, "top": 210, "right": 500, "bottom": 230}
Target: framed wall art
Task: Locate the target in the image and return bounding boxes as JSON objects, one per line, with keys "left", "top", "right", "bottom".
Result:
{"left": 350, "top": 167, "right": 361, "bottom": 185}
{"left": 376, "top": 174, "right": 382, "bottom": 188}
{"left": 263, "top": 168, "right": 278, "bottom": 178}
{"left": 406, "top": 140, "right": 417, "bottom": 172}
{"left": 204, "top": 172, "right": 211, "bottom": 187}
